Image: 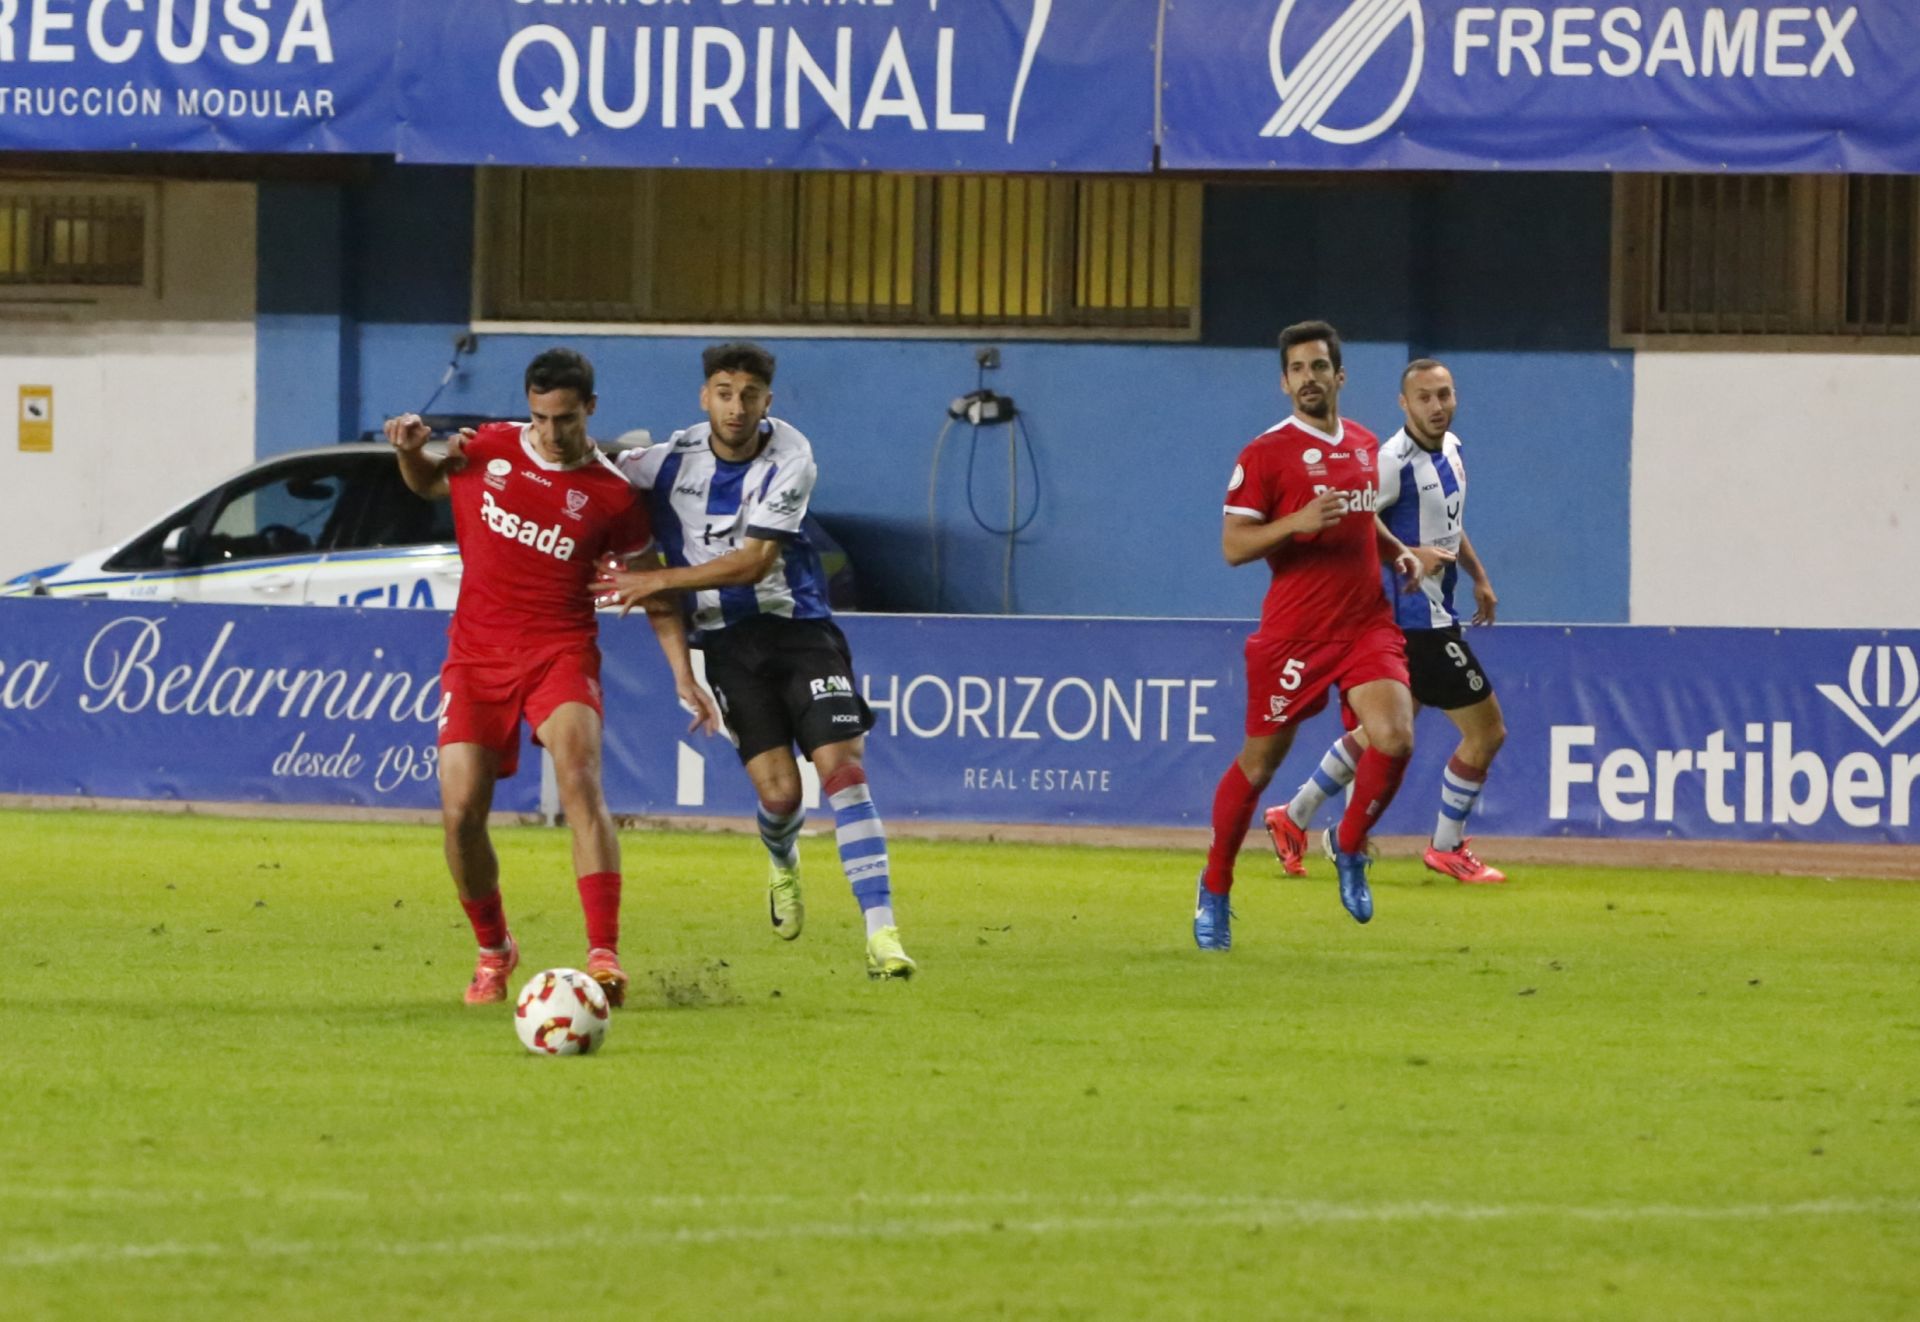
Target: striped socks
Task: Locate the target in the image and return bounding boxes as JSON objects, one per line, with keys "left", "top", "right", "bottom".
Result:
{"left": 823, "top": 765, "right": 894, "bottom": 935}
{"left": 757, "top": 803, "right": 804, "bottom": 867}
{"left": 1286, "top": 733, "right": 1362, "bottom": 828}
{"left": 1434, "top": 756, "right": 1489, "bottom": 851}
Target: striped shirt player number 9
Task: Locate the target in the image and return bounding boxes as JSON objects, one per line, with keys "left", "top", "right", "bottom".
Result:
{"left": 1446, "top": 640, "right": 1485, "bottom": 692}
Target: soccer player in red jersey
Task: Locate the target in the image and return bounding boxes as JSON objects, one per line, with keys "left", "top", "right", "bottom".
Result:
{"left": 387, "top": 349, "right": 719, "bottom": 1005}
{"left": 1194, "top": 320, "right": 1449, "bottom": 948}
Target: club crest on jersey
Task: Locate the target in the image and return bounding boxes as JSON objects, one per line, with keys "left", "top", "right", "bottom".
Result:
{"left": 485, "top": 458, "right": 512, "bottom": 491}
{"left": 765, "top": 486, "right": 806, "bottom": 517}
{"left": 1268, "top": 694, "right": 1292, "bottom": 722}
{"left": 564, "top": 489, "right": 589, "bottom": 521}
{"left": 480, "top": 490, "right": 578, "bottom": 561}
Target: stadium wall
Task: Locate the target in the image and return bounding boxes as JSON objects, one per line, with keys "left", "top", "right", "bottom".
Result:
{"left": 254, "top": 168, "right": 1643, "bottom": 622}
{"left": 0, "top": 181, "right": 256, "bottom": 580}
{"left": 1630, "top": 353, "right": 1920, "bottom": 629}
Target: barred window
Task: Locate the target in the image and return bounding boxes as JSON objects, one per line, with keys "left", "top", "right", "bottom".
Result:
{"left": 0, "top": 184, "right": 156, "bottom": 298}
{"left": 1614, "top": 174, "right": 1918, "bottom": 343}
{"left": 476, "top": 168, "right": 1200, "bottom": 338}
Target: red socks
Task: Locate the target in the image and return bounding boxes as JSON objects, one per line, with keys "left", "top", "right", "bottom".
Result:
{"left": 459, "top": 890, "right": 508, "bottom": 950}
{"left": 1337, "top": 748, "right": 1410, "bottom": 855}
{"left": 576, "top": 871, "right": 622, "bottom": 952}
{"left": 1203, "top": 762, "right": 1260, "bottom": 894}
{"left": 462, "top": 876, "right": 621, "bottom": 952}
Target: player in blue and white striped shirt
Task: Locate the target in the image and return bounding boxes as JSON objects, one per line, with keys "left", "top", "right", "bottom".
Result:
{"left": 1266, "top": 360, "right": 1511, "bottom": 884}
{"left": 596, "top": 343, "right": 914, "bottom": 979}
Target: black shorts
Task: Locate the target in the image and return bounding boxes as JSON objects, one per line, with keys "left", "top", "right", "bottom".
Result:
{"left": 699, "top": 616, "right": 874, "bottom": 763}
{"left": 1404, "top": 625, "right": 1496, "bottom": 711}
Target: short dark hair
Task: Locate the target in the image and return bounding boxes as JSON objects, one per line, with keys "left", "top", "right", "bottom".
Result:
{"left": 524, "top": 348, "right": 595, "bottom": 399}
{"left": 1278, "top": 320, "right": 1342, "bottom": 372}
{"left": 1400, "top": 357, "right": 1448, "bottom": 388}
{"left": 702, "top": 341, "right": 777, "bottom": 384}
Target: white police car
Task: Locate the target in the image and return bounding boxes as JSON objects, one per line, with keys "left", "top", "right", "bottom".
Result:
{"left": 1, "top": 435, "right": 472, "bottom": 608}
{"left": 2, "top": 429, "right": 855, "bottom": 610}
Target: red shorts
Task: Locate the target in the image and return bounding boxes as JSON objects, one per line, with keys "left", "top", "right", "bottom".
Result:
{"left": 438, "top": 639, "right": 604, "bottom": 777}
{"left": 1242, "top": 624, "right": 1410, "bottom": 738}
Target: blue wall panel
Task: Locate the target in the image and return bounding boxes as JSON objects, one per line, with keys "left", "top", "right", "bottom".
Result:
{"left": 257, "top": 165, "right": 1636, "bottom": 623}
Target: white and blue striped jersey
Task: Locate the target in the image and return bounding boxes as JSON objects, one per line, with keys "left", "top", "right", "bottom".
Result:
{"left": 614, "top": 417, "right": 831, "bottom": 637}
{"left": 1376, "top": 428, "right": 1469, "bottom": 630}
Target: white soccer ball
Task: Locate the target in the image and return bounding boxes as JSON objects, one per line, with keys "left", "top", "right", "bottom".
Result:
{"left": 513, "top": 968, "right": 611, "bottom": 1056}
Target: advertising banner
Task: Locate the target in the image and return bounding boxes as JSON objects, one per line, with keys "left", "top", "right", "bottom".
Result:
{"left": 4, "top": 601, "right": 1916, "bottom": 845}
{"left": 1161, "top": 1, "right": 1920, "bottom": 174}
{"left": 0, "top": 599, "right": 537, "bottom": 812}
{"left": 0, "top": 0, "right": 396, "bottom": 154}
{"left": 599, "top": 615, "right": 1920, "bottom": 845}
{"left": 393, "top": 0, "right": 1159, "bottom": 172}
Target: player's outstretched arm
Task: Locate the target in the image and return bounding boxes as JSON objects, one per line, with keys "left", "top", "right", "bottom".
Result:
{"left": 384, "top": 414, "right": 455, "bottom": 501}
{"left": 594, "top": 539, "right": 781, "bottom": 613}
{"left": 644, "top": 608, "right": 722, "bottom": 736}
{"left": 1458, "top": 531, "right": 1498, "bottom": 625}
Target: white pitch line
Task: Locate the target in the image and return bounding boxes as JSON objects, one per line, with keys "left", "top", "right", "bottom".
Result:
{"left": 4, "top": 1198, "right": 1918, "bottom": 1271}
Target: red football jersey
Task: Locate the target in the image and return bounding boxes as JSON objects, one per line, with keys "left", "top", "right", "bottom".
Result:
{"left": 1223, "top": 415, "right": 1392, "bottom": 642}
{"left": 446, "top": 423, "right": 651, "bottom": 650}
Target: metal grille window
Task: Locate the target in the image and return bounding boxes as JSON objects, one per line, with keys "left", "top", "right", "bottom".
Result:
{"left": 1615, "top": 174, "right": 1919, "bottom": 343}
{"left": 477, "top": 168, "right": 1200, "bottom": 338}
{"left": 0, "top": 184, "right": 155, "bottom": 297}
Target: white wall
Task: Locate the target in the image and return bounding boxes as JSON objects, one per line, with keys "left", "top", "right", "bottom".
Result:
{"left": 0, "top": 182, "right": 256, "bottom": 580}
{"left": 1631, "top": 352, "right": 1920, "bottom": 628}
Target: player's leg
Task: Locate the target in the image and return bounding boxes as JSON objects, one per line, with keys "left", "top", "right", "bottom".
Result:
{"left": 708, "top": 630, "right": 811, "bottom": 941}
{"left": 1194, "top": 729, "right": 1294, "bottom": 951}
{"left": 439, "top": 742, "right": 520, "bottom": 1004}
{"left": 781, "top": 621, "right": 911, "bottom": 978}
{"left": 1335, "top": 678, "right": 1414, "bottom": 848}
{"left": 740, "top": 744, "right": 808, "bottom": 941}
{"left": 1267, "top": 723, "right": 1368, "bottom": 876}
{"left": 1204, "top": 729, "right": 1297, "bottom": 895}
{"left": 1196, "top": 633, "right": 1330, "bottom": 950}
{"left": 530, "top": 649, "right": 627, "bottom": 1005}
{"left": 1318, "top": 628, "right": 1415, "bottom": 924}
{"left": 810, "top": 736, "right": 913, "bottom": 980}
{"left": 1425, "top": 691, "right": 1509, "bottom": 883}
{"left": 437, "top": 650, "right": 525, "bottom": 1003}
{"left": 1402, "top": 626, "right": 1507, "bottom": 882}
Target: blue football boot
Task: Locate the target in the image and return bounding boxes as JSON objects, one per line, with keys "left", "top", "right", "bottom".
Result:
{"left": 1321, "top": 828, "right": 1375, "bottom": 924}
{"left": 1193, "top": 872, "right": 1233, "bottom": 951}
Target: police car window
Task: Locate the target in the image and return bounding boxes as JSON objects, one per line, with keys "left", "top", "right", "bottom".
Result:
{"left": 103, "top": 502, "right": 203, "bottom": 573}
{"left": 345, "top": 458, "right": 457, "bottom": 550}
{"left": 199, "top": 459, "right": 347, "bottom": 564}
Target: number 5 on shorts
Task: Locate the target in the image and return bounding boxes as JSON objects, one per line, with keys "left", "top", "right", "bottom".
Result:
{"left": 1279, "top": 658, "right": 1305, "bottom": 691}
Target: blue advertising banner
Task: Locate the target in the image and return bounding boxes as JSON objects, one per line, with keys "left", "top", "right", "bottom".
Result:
{"left": 4, "top": 602, "right": 1916, "bottom": 845}
{"left": 393, "top": 0, "right": 1159, "bottom": 172}
{"left": 0, "top": 0, "right": 396, "bottom": 154}
{"left": 1160, "top": 1, "right": 1920, "bottom": 174}
{"left": 598, "top": 615, "right": 1920, "bottom": 846}
{"left": 0, "top": 599, "right": 538, "bottom": 812}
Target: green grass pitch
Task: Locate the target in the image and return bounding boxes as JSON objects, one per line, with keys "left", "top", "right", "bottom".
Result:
{"left": 1, "top": 809, "right": 1917, "bottom": 1320}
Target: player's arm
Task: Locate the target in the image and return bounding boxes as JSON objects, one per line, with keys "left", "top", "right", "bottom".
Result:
{"left": 1457, "top": 530, "right": 1498, "bottom": 625}
{"left": 592, "top": 539, "right": 781, "bottom": 616}
{"left": 1378, "top": 517, "right": 1455, "bottom": 580}
{"left": 1374, "top": 518, "right": 1449, "bottom": 593}
{"left": 642, "top": 604, "right": 723, "bottom": 735}
{"left": 1221, "top": 493, "right": 1345, "bottom": 566}
{"left": 385, "top": 414, "right": 457, "bottom": 500}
